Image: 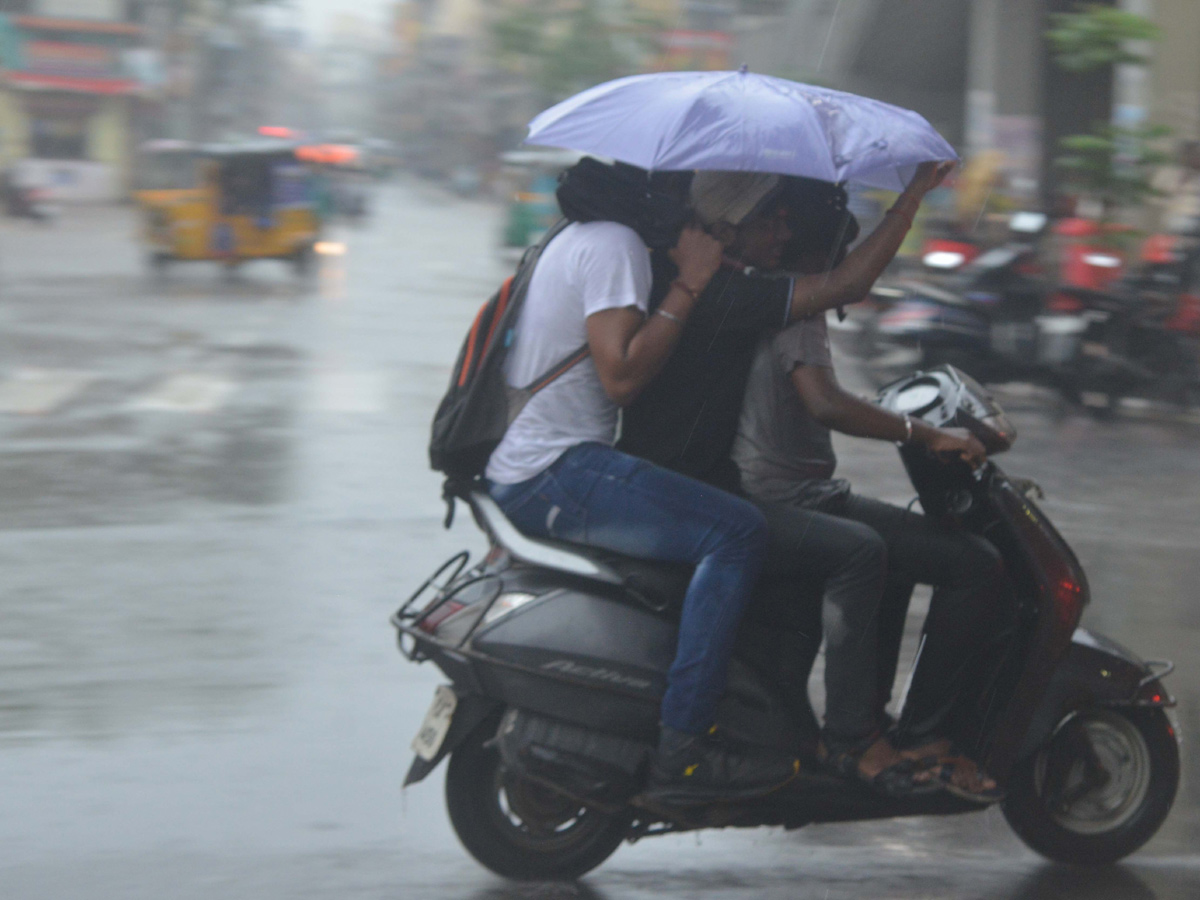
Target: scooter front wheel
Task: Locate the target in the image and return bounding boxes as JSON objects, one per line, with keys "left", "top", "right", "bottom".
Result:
{"left": 444, "top": 715, "right": 630, "bottom": 880}
{"left": 1002, "top": 706, "right": 1179, "bottom": 866}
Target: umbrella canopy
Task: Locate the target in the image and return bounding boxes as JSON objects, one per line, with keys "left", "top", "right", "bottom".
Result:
{"left": 526, "top": 69, "right": 957, "bottom": 192}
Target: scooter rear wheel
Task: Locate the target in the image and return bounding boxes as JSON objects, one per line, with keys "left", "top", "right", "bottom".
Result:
{"left": 445, "top": 716, "right": 630, "bottom": 880}
{"left": 1002, "top": 707, "right": 1179, "bottom": 866}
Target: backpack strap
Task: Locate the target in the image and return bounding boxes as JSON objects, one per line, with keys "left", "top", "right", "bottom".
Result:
{"left": 525, "top": 343, "right": 591, "bottom": 394}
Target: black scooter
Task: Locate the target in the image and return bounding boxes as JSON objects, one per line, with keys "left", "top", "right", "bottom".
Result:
{"left": 393, "top": 367, "right": 1178, "bottom": 881}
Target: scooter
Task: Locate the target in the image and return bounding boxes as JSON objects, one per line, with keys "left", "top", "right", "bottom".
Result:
{"left": 858, "top": 213, "right": 1084, "bottom": 389}
{"left": 393, "top": 367, "right": 1178, "bottom": 881}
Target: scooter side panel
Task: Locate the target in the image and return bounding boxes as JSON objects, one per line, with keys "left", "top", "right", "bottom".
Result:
{"left": 471, "top": 588, "right": 674, "bottom": 738}
{"left": 1016, "top": 628, "right": 1165, "bottom": 759}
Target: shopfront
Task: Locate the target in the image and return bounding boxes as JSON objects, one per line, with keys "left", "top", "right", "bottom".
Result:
{"left": 0, "top": 9, "right": 152, "bottom": 200}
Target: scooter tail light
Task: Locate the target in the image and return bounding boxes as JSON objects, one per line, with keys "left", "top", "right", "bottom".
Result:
{"left": 1046, "top": 292, "right": 1084, "bottom": 313}
{"left": 417, "top": 600, "right": 465, "bottom": 634}
{"left": 1055, "top": 578, "right": 1083, "bottom": 626}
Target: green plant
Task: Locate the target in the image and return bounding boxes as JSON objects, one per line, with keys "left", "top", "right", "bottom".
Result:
{"left": 1046, "top": 3, "right": 1161, "bottom": 73}
{"left": 1055, "top": 124, "right": 1170, "bottom": 243}
{"left": 491, "top": 0, "right": 662, "bottom": 102}
{"left": 1046, "top": 3, "right": 1166, "bottom": 235}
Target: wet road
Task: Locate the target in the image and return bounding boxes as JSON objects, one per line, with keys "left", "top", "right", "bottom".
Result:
{"left": 1, "top": 182, "right": 1198, "bottom": 899}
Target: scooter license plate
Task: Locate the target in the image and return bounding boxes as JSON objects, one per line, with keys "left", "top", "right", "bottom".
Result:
{"left": 411, "top": 685, "right": 458, "bottom": 761}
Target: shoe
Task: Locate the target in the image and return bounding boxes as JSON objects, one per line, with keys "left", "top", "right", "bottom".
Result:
{"left": 641, "top": 726, "right": 800, "bottom": 806}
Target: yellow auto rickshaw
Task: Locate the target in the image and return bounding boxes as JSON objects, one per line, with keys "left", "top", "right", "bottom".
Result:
{"left": 135, "top": 141, "right": 320, "bottom": 276}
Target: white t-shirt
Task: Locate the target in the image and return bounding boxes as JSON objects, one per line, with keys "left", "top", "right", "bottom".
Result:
{"left": 486, "top": 221, "right": 652, "bottom": 484}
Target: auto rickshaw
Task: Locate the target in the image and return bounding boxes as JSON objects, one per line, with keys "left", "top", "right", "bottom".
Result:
{"left": 496, "top": 148, "right": 583, "bottom": 260}
{"left": 136, "top": 141, "right": 320, "bottom": 276}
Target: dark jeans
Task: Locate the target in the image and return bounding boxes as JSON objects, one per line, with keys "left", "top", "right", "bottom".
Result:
{"left": 753, "top": 499, "right": 887, "bottom": 751}
{"left": 488, "top": 443, "right": 768, "bottom": 735}
{"left": 761, "top": 490, "right": 1014, "bottom": 751}
{"left": 829, "top": 493, "right": 1014, "bottom": 748}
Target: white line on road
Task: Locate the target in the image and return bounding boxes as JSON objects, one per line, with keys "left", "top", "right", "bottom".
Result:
{"left": 308, "top": 370, "right": 390, "bottom": 414}
{"left": 0, "top": 368, "right": 96, "bottom": 414}
{"left": 128, "top": 373, "right": 236, "bottom": 412}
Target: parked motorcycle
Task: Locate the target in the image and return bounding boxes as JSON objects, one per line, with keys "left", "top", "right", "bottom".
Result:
{"left": 1, "top": 175, "right": 56, "bottom": 222}
{"left": 861, "top": 214, "right": 1083, "bottom": 389}
{"left": 393, "top": 367, "right": 1178, "bottom": 880}
{"left": 1057, "top": 282, "right": 1200, "bottom": 414}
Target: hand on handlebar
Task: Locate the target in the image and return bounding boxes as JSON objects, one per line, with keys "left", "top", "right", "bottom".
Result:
{"left": 923, "top": 427, "right": 987, "bottom": 469}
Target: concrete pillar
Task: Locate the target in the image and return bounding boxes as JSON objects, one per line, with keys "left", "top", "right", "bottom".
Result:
{"left": 0, "top": 90, "right": 31, "bottom": 168}
{"left": 965, "top": 0, "right": 1044, "bottom": 197}
{"left": 1114, "top": 0, "right": 1154, "bottom": 129}
{"left": 1148, "top": 0, "right": 1200, "bottom": 139}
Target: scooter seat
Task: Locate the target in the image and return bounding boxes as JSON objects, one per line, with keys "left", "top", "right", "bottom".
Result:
{"left": 468, "top": 492, "right": 691, "bottom": 612}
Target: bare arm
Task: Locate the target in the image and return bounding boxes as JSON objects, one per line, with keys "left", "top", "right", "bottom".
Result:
{"left": 588, "top": 226, "right": 721, "bottom": 407}
{"left": 791, "top": 363, "right": 986, "bottom": 466}
{"left": 787, "top": 161, "right": 954, "bottom": 320}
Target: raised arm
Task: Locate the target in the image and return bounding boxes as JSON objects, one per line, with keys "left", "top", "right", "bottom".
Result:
{"left": 787, "top": 161, "right": 954, "bottom": 319}
{"left": 588, "top": 225, "right": 722, "bottom": 407}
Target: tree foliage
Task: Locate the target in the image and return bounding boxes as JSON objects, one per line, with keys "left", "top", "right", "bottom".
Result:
{"left": 1056, "top": 124, "right": 1170, "bottom": 211}
{"left": 1046, "top": 3, "right": 1160, "bottom": 73}
{"left": 1046, "top": 3, "right": 1165, "bottom": 228}
{"left": 491, "top": 0, "right": 661, "bottom": 102}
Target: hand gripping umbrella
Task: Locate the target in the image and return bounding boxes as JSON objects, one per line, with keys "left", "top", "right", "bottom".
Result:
{"left": 526, "top": 68, "right": 957, "bottom": 191}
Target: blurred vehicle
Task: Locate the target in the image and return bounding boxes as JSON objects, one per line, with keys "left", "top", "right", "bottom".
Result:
{"left": 136, "top": 141, "right": 320, "bottom": 276}
{"left": 361, "top": 137, "right": 402, "bottom": 177}
{"left": 132, "top": 140, "right": 202, "bottom": 197}
{"left": 394, "top": 366, "right": 1178, "bottom": 879}
{"left": 860, "top": 212, "right": 1075, "bottom": 387}
{"left": 1053, "top": 217, "right": 1128, "bottom": 292}
{"left": 496, "top": 149, "right": 582, "bottom": 259}
{"left": 1052, "top": 238, "right": 1200, "bottom": 414}
{"left": 1, "top": 168, "right": 56, "bottom": 222}
{"left": 297, "top": 144, "right": 370, "bottom": 221}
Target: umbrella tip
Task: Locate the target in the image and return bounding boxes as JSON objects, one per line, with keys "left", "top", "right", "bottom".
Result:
{"left": 738, "top": 63, "right": 749, "bottom": 74}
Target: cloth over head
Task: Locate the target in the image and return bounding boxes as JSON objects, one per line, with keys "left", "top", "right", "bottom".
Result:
{"left": 690, "top": 171, "right": 781, "bottom": 228}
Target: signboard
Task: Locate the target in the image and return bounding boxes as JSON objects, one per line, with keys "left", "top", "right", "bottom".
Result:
{"left": 34, "top": 0, "right": 122, "bottom": 20}
{"left": 654, "top": 30, "right": 731, "bottom": 72}
{"left": 25, "top": 40, "right": 117, "bottom": 79}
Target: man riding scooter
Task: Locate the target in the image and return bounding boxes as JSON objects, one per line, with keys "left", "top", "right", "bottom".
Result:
{"left": 731, "top": 179, "right": 1018, "bottom": 798}
{"left": 619, "top": 164, "right": 1009, "bottom": 799}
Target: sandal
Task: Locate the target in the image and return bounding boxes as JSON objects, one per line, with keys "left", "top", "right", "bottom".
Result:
{"left": 933, "top": 755, "right": 1005, "bottom": 805}
{"left": 818, "top": 735, "right": 942, "bottom": 800}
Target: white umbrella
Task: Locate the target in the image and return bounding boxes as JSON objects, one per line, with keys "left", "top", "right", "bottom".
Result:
{"left": 526, "top": 68, "right": 957, "bottom": 191}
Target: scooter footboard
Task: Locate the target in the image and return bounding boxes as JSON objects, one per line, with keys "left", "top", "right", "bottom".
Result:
{"left": 1017, "top": 628, "right": 1175, "bottom": 761}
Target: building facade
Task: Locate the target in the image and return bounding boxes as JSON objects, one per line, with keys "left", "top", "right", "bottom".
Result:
{"left": 0, "top": 0, "right": 161, "bottom": 200}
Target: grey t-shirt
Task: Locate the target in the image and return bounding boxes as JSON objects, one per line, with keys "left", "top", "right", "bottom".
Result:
{"left": 731, "top": 312, "right": 851, "bottom": 508}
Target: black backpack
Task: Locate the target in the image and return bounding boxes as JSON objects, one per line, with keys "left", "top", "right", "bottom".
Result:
{"left": 429, "top": 219, "right": 586, "bottom": 516}
{"left": 555, "top": 158, "right": 690, "bottom": 251}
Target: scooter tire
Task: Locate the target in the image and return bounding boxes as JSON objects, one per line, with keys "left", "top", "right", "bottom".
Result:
{"left": 1002, "top": 707, "right": 1179, "bottom": 866}
{"left": 444, "top": 715, "right": 630, "bottom": 881}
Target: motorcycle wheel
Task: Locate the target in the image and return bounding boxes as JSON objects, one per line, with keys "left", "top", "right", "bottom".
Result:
{"left": 1002, "top": 707, "right": 1179, "bottom": 866}
{"left": 445, "top": 717, "right": 630, "bottom": 881}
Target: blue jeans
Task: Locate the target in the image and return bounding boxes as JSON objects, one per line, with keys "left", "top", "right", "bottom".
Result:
{"left": 489, "top": 442, "right": 768, "bottom": 735}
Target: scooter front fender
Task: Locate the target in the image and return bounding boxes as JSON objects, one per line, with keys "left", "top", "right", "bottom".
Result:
{"left": 403, "top": 691, "right": 501, "bottom": 787}
{"left": 1017, "top": 627, "right": 1175, "bottom": 760}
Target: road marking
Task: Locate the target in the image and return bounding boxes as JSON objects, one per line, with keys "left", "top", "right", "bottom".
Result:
{"left": 308, "top": 370, "right": 390, "bottom": 414}
{"left": 128, "top": 373, "right": 235, "bottom": 412}
{"left": 0, "top": 368, "right": 96, "bottom": 414}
